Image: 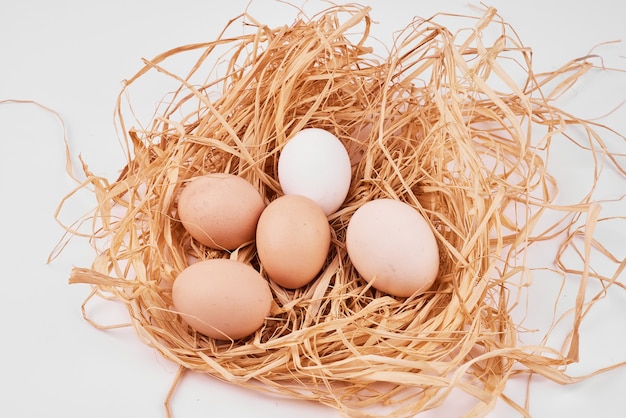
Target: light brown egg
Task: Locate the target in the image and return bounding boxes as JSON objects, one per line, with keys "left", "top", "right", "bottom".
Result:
{"left": 172, "top": 258, "right": 273, "bottom": 340}
{"left": 346, "top": 198, "right": 439, "bottom": 298}
{"left": 177, "top": 173, "right": 265, "bottom": 250}
{"left": 255, "top": 194, "right": 331, "bottom": 289}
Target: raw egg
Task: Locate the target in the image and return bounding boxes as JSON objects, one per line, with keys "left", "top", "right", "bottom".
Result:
{"left": 346, "top": 198, "right": 439, "bottom": 298}
{"left": 177, "top": 173, "right": 265, "bottom": 250}
{"left": 172, "top": 258, "right": 273, "bottom": 340}
{"left": 256, "top": 194, "right": 331, "bottom": 289}
{"left": 278, "top": 127, "right": 352, "bottom": 215}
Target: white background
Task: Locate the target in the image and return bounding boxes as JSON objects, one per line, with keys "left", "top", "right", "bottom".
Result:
{"left": 1, "top": 1, "right": 625, "bottom": 417}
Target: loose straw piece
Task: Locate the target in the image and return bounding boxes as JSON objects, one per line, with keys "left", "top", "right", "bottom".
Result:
{"left": 55, "top": 5, "right": 626, "bottom": 418}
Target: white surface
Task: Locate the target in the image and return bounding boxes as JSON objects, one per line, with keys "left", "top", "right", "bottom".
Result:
{"left": 1, "top": 1, "right": 625, "bottom": 417}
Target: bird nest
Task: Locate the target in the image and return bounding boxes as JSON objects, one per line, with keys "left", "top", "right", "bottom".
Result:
{"left": 53, "top": 4, "right": 625, "bottom": 417}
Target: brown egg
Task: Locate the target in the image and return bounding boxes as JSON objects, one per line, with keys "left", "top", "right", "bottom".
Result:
{"left": 346, "top": 198, "right": 439, "bottom": 298}
{"left": 255, "top": 194, "right": 331, "bottom": 289}
{"left": 172, "top": 258, "right": 273, "bottom": 340}
{"left": 177, "top": 173, "right": 265, "bottom": 250}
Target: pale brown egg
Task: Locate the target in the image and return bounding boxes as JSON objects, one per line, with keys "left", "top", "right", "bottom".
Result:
{"left": 172, "top": 258, "right": 273, "bottom": 340}
{"left": 255, "top": 194, "right": 331, "bottom": 289}
{"left": 346, "top": 198, "right": 439, "bottom": 298}
{"left": 177, "top": 173, "right": 265, "bottom": 250}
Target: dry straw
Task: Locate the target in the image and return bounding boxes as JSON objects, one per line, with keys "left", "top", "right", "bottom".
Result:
{"left": 52, "top": 4, "right": 626, "bottom": 417}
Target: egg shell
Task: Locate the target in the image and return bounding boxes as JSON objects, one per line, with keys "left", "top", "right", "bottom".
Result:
{"left": 278, "top": 128, "right": 352, "bottom": 216}
{"left": 172, "top": 258, "right": 273, "bottom": 340}
{"left": 256, "top": 194, "right": 331, "bottom": 289}
{"left": 346, "top": 198, "right": 439, "bottom": 298}
{"left": 177, "top": 173, "right": 265, "bottom": 250}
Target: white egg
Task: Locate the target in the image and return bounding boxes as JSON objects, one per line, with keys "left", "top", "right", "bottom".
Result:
{"left": 278, "top": 128, "right": 352, "bottom": 216}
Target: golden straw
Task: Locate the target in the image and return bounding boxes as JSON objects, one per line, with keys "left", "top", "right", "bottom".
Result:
{"left": 52, "top": 5, "right": 626, "bottom": 417}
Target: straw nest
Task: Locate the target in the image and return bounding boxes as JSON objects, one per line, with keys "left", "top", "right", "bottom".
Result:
{"left": 53, "top": 4, "right": 626, "bottom": 417}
